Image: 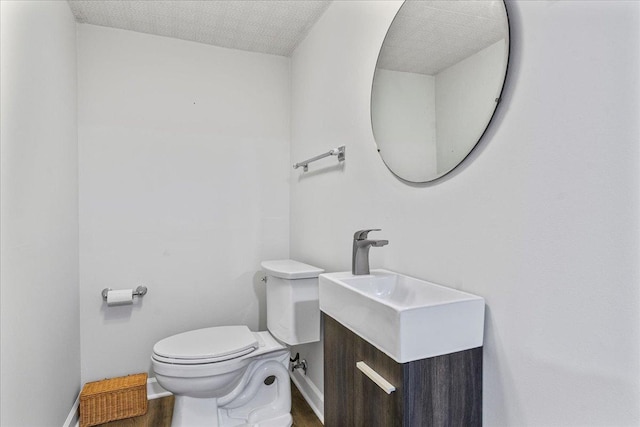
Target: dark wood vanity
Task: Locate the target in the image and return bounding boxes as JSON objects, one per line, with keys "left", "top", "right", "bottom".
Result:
{"left": 323, "top": 314, "right": 482, "bottom": 426}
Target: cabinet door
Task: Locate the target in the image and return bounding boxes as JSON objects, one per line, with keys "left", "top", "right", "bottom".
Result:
{"left": 325, "top": 314, "right": 482, "bottom": 426}
{"left": 324, "top": 314, "right": 404, "bottom": 426}
{"left": 353, "top": 333, "right": 403, "bottom": 426}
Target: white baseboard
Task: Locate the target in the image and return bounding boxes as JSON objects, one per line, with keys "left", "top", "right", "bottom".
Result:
{"left": 62, "top": 394, "right": 79, "bottom": 427}
{"left": 62, "top": 378, "right": 171, "bottom": 427}
{"left": 146, "top": 377, "right": 172, "bottom": 399}
{"left": 290, "top": 370, "right": 324, "bottom": 424}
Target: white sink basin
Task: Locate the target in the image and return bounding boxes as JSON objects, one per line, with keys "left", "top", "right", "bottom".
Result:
{"left": 319, "top": 269, "right": 485, "bottom": 363}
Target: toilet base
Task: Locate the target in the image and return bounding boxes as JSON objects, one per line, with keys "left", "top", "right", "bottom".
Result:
{"left": 173, "top": 395, "right": 219, "bottom": 426}
{"left": 171, "top": 396, "right": 292, "bottom": 427}
{"left": 237, "top": 413, "right": 292, "bottom": 427}
{"left": 169, "top": 351, "right": 292, "bottom": 427}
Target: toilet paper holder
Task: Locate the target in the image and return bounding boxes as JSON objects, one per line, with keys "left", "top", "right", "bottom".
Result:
{"left": 101, "top": 285, "right": 148, "bottom": 301}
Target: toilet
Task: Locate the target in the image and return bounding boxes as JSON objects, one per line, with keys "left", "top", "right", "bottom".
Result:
{"left": 151, "top": 260, "right": 323, "bottom": 427}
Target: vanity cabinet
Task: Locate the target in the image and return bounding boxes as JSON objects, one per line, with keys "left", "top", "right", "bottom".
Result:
{"left": 323, "top": 314, "right": 482, "bottom": 426}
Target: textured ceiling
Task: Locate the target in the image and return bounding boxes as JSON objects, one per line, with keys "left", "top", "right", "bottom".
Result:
{"left": 67, "top": 0, "right": 332, "bottom": 57}
{"left": 377, "top": 0, "right": 508, "bottom": 75}
{"left": 67, "top": 0, "right": 507, "bottom": 72}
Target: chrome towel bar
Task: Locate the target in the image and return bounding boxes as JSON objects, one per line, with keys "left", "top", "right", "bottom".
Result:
{"left": 293, "top": 145, "right": 345, "bottom": 172}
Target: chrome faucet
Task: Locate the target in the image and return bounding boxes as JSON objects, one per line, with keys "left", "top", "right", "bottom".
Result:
{"left": 352, "top": 229, "right": 389, "bottom": 275}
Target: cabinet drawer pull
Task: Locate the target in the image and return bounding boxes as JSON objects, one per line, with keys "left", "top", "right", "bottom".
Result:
{"left": 356, "top": 361, "right": 396, "bottom": 394}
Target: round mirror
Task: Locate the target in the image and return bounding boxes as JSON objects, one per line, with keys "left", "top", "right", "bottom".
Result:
{"left": 371, "top": 0, "right": 510, "bottom": 183}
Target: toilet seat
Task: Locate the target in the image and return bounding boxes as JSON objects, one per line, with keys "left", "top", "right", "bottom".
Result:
{"left": 152, "top": 331, "right": 285, "bottom": 380}
{"left": 152, "top": 325, "right": 258, "bottom": 365}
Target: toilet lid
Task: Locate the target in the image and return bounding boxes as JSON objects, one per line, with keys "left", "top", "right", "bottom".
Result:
{"left": 261, "top": 259, "right": 324, "bottom": 279}
{"left": 153, "top": 326, "right": 258, "bottom": 364}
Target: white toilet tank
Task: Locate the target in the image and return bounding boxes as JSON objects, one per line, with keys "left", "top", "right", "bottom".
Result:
{"left": 261, "top": 260, "right": 324, "bottom": 345}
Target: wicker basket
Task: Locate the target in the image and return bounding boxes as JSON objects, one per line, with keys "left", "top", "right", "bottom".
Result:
{"left": 79, "top": 373, "right": 148, "bottom": 427}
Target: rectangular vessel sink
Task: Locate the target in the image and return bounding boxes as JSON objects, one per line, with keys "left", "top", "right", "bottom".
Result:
{"left": 319, "top": 269, "right": 485, "bottom": 363}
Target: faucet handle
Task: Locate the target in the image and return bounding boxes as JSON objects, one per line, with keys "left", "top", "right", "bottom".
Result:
{"left": 354, "top": 229, "right": 381, "bottom": 240}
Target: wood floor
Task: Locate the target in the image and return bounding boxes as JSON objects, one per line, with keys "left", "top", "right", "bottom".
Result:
{"left": 95, "top": 381, "right": 322, "bottom": 426}
{"left": 95, "top": 396, "right": 175, "bottom": 427}
{"left": 291, "top": 381, "right": 323, "bottom": 427}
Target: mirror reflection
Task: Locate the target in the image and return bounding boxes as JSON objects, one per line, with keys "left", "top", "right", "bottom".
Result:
{"left": 371, "top": 0, "right": 509, "bottom": 183}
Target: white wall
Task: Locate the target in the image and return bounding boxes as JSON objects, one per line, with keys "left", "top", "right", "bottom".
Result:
{"left": 77, "top": 25, "right": 291, "bottom": 383}
{"left": 371, "top": 69, "right": 437, "bottom": 181}
{"left": 290, "top": 1, "right": 640, "bottom": 425}
{"left": 436, "top": 39, "right": 507, "bottom": 174}
{"left": 0, "top": 1, "right": 80, "bottom": 425}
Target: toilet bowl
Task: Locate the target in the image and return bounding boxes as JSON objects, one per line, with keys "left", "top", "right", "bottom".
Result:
{"left": 151, "top": 260, "right": 323, "bottom": 427}
{"left": 152, "top": 328, "right": 292, "bottom": 426}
